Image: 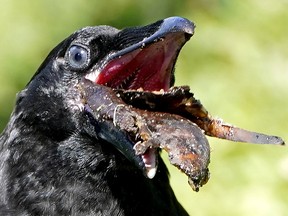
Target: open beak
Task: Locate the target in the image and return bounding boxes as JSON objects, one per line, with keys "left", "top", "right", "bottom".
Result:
{"left": 84, "top": 16, "right": 195, "bottom": 178}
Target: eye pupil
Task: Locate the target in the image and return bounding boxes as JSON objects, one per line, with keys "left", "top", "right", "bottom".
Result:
{"left": 68, "top": 45, "right": 89, "bottom": 69}
{"left": 74, "top": 52, "right": 83, "bottom": 62}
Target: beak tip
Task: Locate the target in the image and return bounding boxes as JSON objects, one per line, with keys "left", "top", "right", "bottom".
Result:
{"left": 161, "top": 16, "right": 195, "bottom": 36}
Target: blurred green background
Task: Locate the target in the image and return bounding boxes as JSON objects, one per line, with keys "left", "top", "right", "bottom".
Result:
{"left": 0, "top": 0, "right": 287, "bottom": 215}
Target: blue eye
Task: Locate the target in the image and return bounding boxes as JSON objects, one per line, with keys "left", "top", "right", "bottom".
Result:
{"left": 68, "top": 45, "right": 89, "bottom": 69}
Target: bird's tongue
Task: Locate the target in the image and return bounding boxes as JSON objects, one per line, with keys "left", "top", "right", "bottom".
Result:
{"left": 141, "top": 148, "right": 158, "bottom": 179}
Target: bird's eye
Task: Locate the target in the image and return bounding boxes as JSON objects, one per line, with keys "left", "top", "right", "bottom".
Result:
{"left": 67, "top": 45, "right": 89, "bottom": 69}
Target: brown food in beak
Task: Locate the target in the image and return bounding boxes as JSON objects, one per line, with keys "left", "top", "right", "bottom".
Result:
{"left": 116, "top": 86, "right": 285, "bottom": 145}
{"left": 80, "top": 79, "right": 284, "bottom": 192}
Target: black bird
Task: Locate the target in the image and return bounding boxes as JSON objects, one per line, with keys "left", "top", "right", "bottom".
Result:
{"left": 0, "top": 17, "right": 194, "bottom": 215}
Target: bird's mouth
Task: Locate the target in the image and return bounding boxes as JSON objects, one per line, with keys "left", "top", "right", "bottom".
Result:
{"left": 88, "top": 34, "right": 184, "bottom": 91}
{"left": 85, "top": 17, "right": 195, "bottom": 178}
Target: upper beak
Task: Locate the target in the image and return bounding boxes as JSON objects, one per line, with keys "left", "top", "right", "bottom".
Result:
{"left": 109, "top": 16, "right": 195, "bottom": 60}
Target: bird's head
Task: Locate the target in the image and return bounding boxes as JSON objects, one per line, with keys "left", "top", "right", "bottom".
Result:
{"left": 17, "top": 17, "right": 195, "bottom": 178}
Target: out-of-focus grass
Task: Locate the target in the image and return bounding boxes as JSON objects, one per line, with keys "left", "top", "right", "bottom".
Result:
{"left": 0, "top": 1, "right": 287, "bottom": 215}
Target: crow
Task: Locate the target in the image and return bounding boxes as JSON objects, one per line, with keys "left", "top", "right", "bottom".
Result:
{"left": 0, "top": 17, "right": 194, "bottom": 216}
